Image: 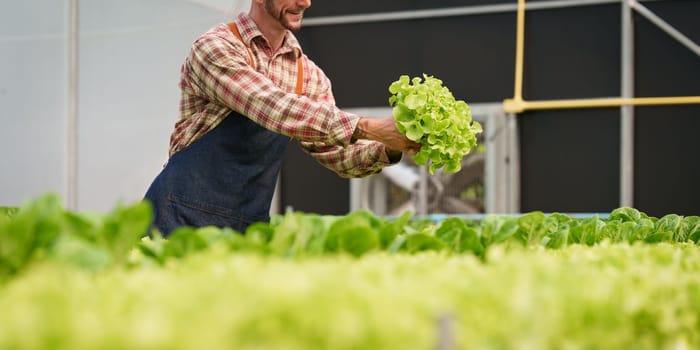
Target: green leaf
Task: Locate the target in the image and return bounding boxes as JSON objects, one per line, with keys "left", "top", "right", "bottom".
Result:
{"left": 387, "top": 234, "right": 407, "bottom": 254}
{"left": 569, "top": 216, "right": 605, "bottom": 244}
{"left": 404, "top": 93, "right": 427, "bottom": 110}
{"left": 245, "top": 222, "right": 275, "bottom": 244}
{"left": 413, "top": 149, "right": 430, "bottom": 165}
{"left": 680, "top": 216, "right": 700, "bottom": 243}
{"left": 609, "top": 207, "right": 644, "bottom": 223}
{"left": 459, "top": 227, "right": 484, "bottom": 257}
{"left": 96, "top": 200, "right": 152, "bottom": 265}
{"left": 137, "top": 234, "right": 167, "bottom": 265}
{"left": 405, "top": 123, "right": 424, "bottom": 141}
{"left": 654, "top": 214, "right": 683, "bottom": 242}
{"left": 51, "top": 235, "right": 111, "bottom": 272}
{"left": 516, "top": 211, "right": 545, "bottom": 245}
{"left": 325, "top": 211, "right": 382, "bottom": 257}
{"left": 645, "top": 231, "right": 673, "bottom": 243}
{"left": 392, "top": 103, "right": 413, "bottom": 122}
{"left": 445, "top": 159, "right": 462, "bottom": 173}
{"left": 481, "top": 215, "right": 519, "bottom": 246}
{"left": 379, "top": 211, "right": 412, "bottom": 249}
{"left": 0, "top": 207, "right": 19, "bottom": 220}
{"left": 402, "top": 233, "right": 445, "bottom": 253}
{"left": 435, "top": 218, "right": 483, "bottom": 256}
{"left": 0, "top": 194, "right": 64, "bottom": 278}
{"left": 163, "top": 227, "right": 209, "bottom": 259}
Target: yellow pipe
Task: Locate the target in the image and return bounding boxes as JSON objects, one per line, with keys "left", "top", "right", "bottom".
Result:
{"left": 503, "top": 96, "right": 700, "bottom": 113}
{"left": 504, "top": 0, "right": 700, "bottom": 114}
{"left": 513, "top": 0, "right": 526, "bottom": 105}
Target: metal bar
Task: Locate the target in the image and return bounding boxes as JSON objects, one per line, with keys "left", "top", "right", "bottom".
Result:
{"left": 372, "top": 176, "right": 388, "bottom": 215}
{"left": 507, "top": 113, "right": 521, "bottom": 213}
{"left": 620, "top": 0, "right": 635, "bottom": 208}
{"left": 485, "top": 110, "right": 510, "bottom": 214}
{"left": 67, "top": 0, "right": 79, "bottom": 210}
{"left": 513, "top": 0, "right": 526, "bottom": 104}
{"left": 630, "top": 0, "right": 700, "bottom": 57}
{"left": 303, "top": 0, "right": 621, "bottom": 27}
{"left": 504, "top": 95, "right": 700, "bottom": 112}
{"left": 484, "top": 113, "right": 497, "bottom": 213}
{"left": 270, "top": 173, "right": 281, "bottom": 215}
{"left": 418, "top": 165, "right": 428, "bottom": 215}
{"left": 349, "top": 178, "right": 363, "bottom": 212}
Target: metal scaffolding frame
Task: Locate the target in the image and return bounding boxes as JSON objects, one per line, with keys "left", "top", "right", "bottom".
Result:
{"left": 302, "top": 0, "right": 700, "bottom": 214}
{"left": 503, "top": 0, "right": 700, "bottom": 209}
{"left": 67, "top": 0, "right": 79, "bottom": 211}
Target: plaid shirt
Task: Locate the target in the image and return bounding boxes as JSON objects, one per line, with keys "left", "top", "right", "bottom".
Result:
{"left": 168, "top": 13, "right": 397, "bottom": 178}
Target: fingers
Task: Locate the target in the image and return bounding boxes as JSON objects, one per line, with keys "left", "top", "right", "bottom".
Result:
{"left": 407, "top": 143, "right": 421, "bottom": 156}
{"left": 367, "top": 116, "right": 422, "bottom": 155}
{"left": 406, "top": 139, "right": 421, "bottom": 155}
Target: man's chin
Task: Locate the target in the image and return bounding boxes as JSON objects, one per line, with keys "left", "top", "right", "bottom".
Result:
{"left": 282, "top": 13, "right": 304, "bottom": 31}
{"left": 284, "top": 21, "right": 303, "bottom": 31}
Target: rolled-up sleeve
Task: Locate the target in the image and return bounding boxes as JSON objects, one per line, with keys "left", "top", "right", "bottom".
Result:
{"left": 299, "top": 140, "right": 401, "bottom": 178}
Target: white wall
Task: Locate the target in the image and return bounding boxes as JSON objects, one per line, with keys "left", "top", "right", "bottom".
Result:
{"left": 0, "top": 1, "right": 68, "bottom": 206}
{"left": 0, "top": 0, "right": 250, "bottom": 211}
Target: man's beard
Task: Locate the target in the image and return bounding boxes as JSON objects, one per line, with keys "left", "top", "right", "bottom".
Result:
{"left": 264, "top": 0, "right": 303, "bottom": 31}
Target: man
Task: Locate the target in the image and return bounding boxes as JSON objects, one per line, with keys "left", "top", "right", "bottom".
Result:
{"left": 144, "top": 0, "right": 420, "bottom": 235}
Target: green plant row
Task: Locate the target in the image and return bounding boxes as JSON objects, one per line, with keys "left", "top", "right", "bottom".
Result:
{"left": 0, "top": 244, "right": 698, "bottom": 350}
{"left": 1, "top": 193, "right": 699, "bottom": 283}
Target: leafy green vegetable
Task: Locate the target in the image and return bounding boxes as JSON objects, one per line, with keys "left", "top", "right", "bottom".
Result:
{"left": 0, "top": 194, "right": 152, "bottom": 281}
{"left": 3, "top": 193, "right": 700, "bottom": 280}
{"left": 388, "top": 74, "right": 482, "bottom": 174}
{"left": 2, "top": 244, "right": 700, "bottom": 350}
{"left": 325, "top": 210, "right": 381, "bottom": 257}
{"left": 434, "top": 217, "right": 484, "bottom": 256}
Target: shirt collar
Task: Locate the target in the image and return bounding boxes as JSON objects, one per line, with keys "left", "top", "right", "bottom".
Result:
{"left": 235, "top": 12, "right": 302, "bottom": 56}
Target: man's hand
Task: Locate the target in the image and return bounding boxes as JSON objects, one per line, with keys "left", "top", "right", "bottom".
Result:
{"left": 355, "top": 117, "right": 422, "bottom": 155}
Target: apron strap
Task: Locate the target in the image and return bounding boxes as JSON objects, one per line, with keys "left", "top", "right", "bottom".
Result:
{"left": 294, "top": 48, "right": 304, "bottom": 96}
{"left": 227, "top": 22, "right": 257, "bottom": 70}
{"left": 227, "top": 22, "right": 304, "bottom": 96}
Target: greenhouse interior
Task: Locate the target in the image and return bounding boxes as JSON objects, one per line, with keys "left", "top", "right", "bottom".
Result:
{"left": 1, "top": 0, "right": 699, "bottom": 349}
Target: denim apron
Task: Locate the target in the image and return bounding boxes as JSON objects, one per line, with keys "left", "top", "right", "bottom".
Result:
{"left": 144, "top": 110, "right": 290, "bottom": 235}
{"left": 145, "top": 22, "right": 303, "bottom": 236}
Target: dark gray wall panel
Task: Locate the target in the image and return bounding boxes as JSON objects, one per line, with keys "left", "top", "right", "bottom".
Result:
{"left": 523, "top": 4, "right": 621, "bottom": 100}
{"left": 519, "top": 4, "right": 621, "bottom": 212}
{"left": 634, "top": 2, "right": 700, "bottom": 97}
{"left": 634, "top": 0, "right": 700, "bottom": 216}
{"left": 297, "top": 13, "right": 516, "bottom": 107}
{"left": 519, "top": 109, "right": 621, "bottom": 213}
{"left": 635, "top": 106, "right": 700, "bottom": 217}
{"left": 280, "top": 141, "right": 350, "bottom": 215}
{"left": 305, "top": 0, "right": 562, "bottom": 17}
